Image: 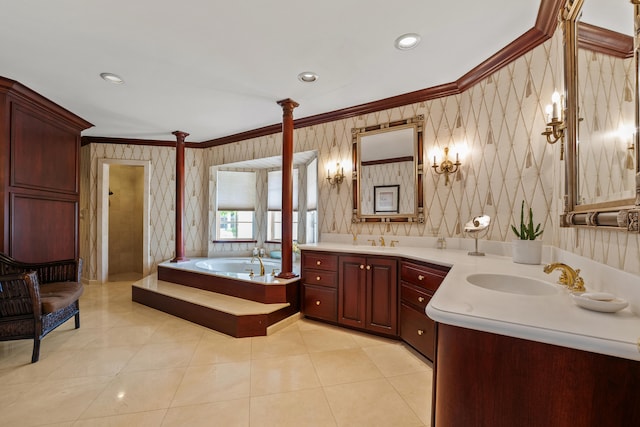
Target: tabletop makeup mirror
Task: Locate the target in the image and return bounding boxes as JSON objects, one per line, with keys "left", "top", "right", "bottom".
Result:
{"left": 351, "top": 116, "right": 424, "bottom": 223}
{"left": 562, "top": 0, "right": 640, "bottom": 230}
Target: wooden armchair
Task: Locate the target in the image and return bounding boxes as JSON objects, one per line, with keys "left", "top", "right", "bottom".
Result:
{"left": 0, "top": 253, "right": 84, "bottom": 362}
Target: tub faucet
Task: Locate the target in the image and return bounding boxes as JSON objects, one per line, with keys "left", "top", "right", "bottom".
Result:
{"left": 543, "top": 263, "right": 586, "bottom": 292}
{"left": 251, "top": 255, "right": 265, "bottom": 276}
{"left": 379, "top": 236, "right": 386, "bottom": 247}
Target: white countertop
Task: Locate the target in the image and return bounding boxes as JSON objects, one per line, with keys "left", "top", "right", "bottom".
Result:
{"left": 300, "top": 241, "right": 640, "bottom": 361}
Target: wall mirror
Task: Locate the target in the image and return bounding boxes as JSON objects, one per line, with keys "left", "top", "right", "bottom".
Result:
{"left": 351, "top": 115, "right": 424, "bottom": 223}
{"left": 563, "top": 0, "right": 640, "bottom": 231}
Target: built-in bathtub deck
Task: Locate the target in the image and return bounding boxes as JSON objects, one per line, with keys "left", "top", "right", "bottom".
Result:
{"left": 132, "top": 272, "right": 300, "bottom": 338}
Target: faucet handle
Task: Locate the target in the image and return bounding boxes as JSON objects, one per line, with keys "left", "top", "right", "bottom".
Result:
{"left": 367, "top": 239, "right": 376, "bottom": 247}
{"left": 390, "top": 240, "right": 399, "bottom": 247}
{"left": 245, "top": 268, "right": 255, "bottom": 277}
{"left": 271, "top": 268, "right": 279, "bottom": 277}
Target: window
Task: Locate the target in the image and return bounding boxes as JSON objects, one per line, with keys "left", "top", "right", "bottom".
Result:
{"left": 216, "top": 170, "right": 255, "bottom": 240}
{"left": 267, "top": 169, "right": 299, "bottom": 241}
{"left": 306, "top": 158, "right": 318, "bottom": 243}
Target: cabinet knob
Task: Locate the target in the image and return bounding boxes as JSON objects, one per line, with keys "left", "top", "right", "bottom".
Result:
{"left": 418, "top": 296, "right": 425, "bottom": 303}
{"left": 316, "top": 260, "right": 321, "bottom": 266}
{"left": 316, "top": 276, "right": 321, "bottom": 281}
{"left": 418, "top": 275, "right": 425, "bottom": 281}
{"left": 417, "top": 329, "right": 424, "bottom": 336}
{"left": 315, "top": 300, "right": 321, "bottom": 306}
{"left": 360, "top": 264, "right": 365, "bottom": 269}
{"left": 366, "top": 265, "right": 371, "bottom": 270}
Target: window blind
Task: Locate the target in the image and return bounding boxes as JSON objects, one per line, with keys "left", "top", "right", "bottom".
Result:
{"left": 217, "top": 170, "right": 256, "bottom": 210}
{"left": 268, "top": 169, "right": 298, "bottom": 211}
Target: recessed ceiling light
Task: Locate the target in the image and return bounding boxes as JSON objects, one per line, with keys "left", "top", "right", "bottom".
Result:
{"left": 394, "top": 33, "right": 421, "bottom": 50}
{"left": 297, "top": 71, "right": 319, "bottom": 83}
{"left": 100, "top": 72, "right": 124, "bottom": 84}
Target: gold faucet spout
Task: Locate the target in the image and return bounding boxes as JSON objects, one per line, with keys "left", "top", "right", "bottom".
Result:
{"left": 251, "top": 255, "right": 265, "bottom": 276}
{"left": 379, "top": 236, "right": 386, "bottom": 247}
{"left": 543, "top": 262, "right": 585, "bottom": 292}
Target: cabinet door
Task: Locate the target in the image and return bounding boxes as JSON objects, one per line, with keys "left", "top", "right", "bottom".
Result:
{"left": 366, "top": 257, "right": 398, "bottom": 335}
{"left": 338, "top": 255, "right": 366, "bottom": 328}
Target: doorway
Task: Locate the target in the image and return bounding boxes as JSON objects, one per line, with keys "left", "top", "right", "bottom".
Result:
{"left": 97, "top": 159, "right": 151, "bottom": 283}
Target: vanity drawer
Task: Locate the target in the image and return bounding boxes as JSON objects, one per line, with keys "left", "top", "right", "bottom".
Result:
{"left": 400, "top": 282, "right": 432, "bottom": 311}
{"left": 302, "top": 251, "right": 338, "bottom": 272}
{"left": 400, "top": 260, "right": 448, "bottom": 292}
{"left": 400, "top": 302, "right": 435, "bottom": 360}
{"left": 303, "top": 284, "right": 337, "bottom": 322}
{"left": 302, "top": 268, "right": 337, "bottom": 288}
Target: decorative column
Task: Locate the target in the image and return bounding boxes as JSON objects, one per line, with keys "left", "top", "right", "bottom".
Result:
{"left": 171, "top": 130, "right": 189, "bottom": 262}
{"left": 277, "top": 98, "right": 299, "bottom": 278}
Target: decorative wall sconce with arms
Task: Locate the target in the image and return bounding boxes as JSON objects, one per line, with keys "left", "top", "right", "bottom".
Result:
{"left": 542, "top": 91, "right": 567, "bottom": 160}
{"left": 327, "top": 162, "right": 345, "bottom": 190}
{"left": 432, "top": 147, "right": 461, "bottom": 186}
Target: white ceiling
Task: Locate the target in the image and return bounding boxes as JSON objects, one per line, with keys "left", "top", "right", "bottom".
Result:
{"left": 0, "top": 1, "right": 623, "bottom": 143}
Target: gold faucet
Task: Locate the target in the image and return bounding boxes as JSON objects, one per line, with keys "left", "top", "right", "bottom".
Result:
{"left": 379, "top": 236, "right": 386, "bottom": 247}
{"left": 251, "top": 255, "right": 265, "bottom": 276}
{"left": 543, "top": 263, "right": 586, "bottom": 292}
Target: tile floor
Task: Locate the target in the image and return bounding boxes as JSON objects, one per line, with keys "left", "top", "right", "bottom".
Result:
{"left": 0, "top": 279, "right": 433, "bottom": 427}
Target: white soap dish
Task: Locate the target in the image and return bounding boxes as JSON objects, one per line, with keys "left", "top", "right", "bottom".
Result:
{"left": 570, "top": 292, "right": 628, "bottom": 313}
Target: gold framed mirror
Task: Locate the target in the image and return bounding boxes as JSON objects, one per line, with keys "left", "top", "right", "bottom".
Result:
{"left": 562, "top": 0, "right": 640, "bottom": 231}
{"left": 351, "top": 115, "right": 424, "bottom": 223}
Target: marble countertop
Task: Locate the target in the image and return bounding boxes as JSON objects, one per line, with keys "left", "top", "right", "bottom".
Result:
{"left": 299, "top": 242, "right": 640, "bottom": 361}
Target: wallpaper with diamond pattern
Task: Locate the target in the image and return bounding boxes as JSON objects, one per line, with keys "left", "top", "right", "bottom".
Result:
{"left": 80, "top": 30, "right": 640, "bottom": 281}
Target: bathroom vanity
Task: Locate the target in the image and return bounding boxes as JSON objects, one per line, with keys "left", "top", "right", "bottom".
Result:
{"left": 300, "top": 242, "right": 640, "bottom": 427}
{"left": 300, "top": 249, "right": 449, "bottom": 360}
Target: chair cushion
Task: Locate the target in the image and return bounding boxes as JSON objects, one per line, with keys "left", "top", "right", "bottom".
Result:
{"left": 39, "top": 281, "right": 84, "bottom": 314}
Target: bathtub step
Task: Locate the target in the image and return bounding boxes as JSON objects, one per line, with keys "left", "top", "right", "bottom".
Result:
{"left": 132, "top": 274, "right": 299, "bottom": 337}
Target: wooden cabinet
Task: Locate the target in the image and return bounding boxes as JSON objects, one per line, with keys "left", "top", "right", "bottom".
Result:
{"left": 300, "top": 250, "right": 449, "bottom": 350}
{"left": 0, "top": 78, "right": 92, "bottom": 262}
{"left": 301, "top": 251, "right": 338, "bottom": 322}
{"left": 433, "top": 324, "right": 640, "bottom": 427}
{"left": 338, "top": 255, "right": 397, "bottom": 336}
{"left": 399, "top": 260, "right": 449, "bottom": 360}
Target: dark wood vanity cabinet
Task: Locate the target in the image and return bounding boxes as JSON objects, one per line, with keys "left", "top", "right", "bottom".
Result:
{"left": 300, "top": 251, "right": 338, "bottom": 322}
{"left": 399, "top": 260, "right": 449, "bottom": 360}
{"left": 339, "top": 255, "right": 397, "bottom": 336}
{"left": 301, "top": 250, "right": 448, "bottom": 355}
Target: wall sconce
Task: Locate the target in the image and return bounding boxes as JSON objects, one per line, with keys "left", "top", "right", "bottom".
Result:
{"left": 432, "top": 147, "right": 461, "bottom": 186}
{"left": 327, "top": 162, "right": 345, "bottom": 190}
{"left": 542, "top": 91, "right": 566, "bottom": 160}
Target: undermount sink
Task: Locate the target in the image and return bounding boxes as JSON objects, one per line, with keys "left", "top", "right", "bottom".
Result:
{"left": 466, "top": 273, "right": 559, "bottom": 296}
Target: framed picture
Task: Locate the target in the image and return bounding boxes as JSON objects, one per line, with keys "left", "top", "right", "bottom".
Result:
{"left": 374, "top": 185, "right": 399, "bottom": 213}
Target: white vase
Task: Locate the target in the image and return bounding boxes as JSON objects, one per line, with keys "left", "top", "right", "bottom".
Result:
{"left": 512, "top": 239, "right": 542, "bottom": 265}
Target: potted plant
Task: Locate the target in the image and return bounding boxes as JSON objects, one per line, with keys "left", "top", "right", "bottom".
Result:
{"left": 511, "top": 200, "right": 543, "bottom": 264}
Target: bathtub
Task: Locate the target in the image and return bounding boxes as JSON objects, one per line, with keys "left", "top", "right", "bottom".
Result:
{"left": 156, "top": 257, "right": 299, "bottom": 304}
{"left": 195, "top": 257, "right": 282, "bottom": 277}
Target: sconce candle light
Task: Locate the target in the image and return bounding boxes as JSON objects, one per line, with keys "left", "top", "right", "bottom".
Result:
{"left": 432, "top": 147, "right": 461, "bottom": 186}
{"left": 542, "top": 91, "right": 567, "bottom": 160}
{"left": 327, "top": 162, "right": 345, "bottom": 190}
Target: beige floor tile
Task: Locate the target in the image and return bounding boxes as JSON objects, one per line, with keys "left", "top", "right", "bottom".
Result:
{"left": 250, "top": 354, "right": 321, "bottom": 396}
{"left": 2, "top": 376, "right": 112, "bottom": 426}
{"left": 0, "top": 277, "right": 433, "bottom": 425}
{"left": 299, "top": 325, "right": 361, "bottom": 353}
{"left": 324, "top": 378, "right": 423, "bottom": 427}
{"left": 48, "top": 346, "right": 139, "bottom": 379}
{"left": 83, "top": 325, "right": 157, "bottom": 349}
{"left": 250, "top": 388, "right": 337, "bottom": 427}
{"left": 170, "top": 361, "right": 251, "bottom": 407}
{"left": 388, "top": 371, "right": 433, "bottom": 427}
{"left": 250, "top": 329, "right": 307, "bottom": 360}
{"left": 189, "top": 335, "right": 252, "bottom": 365}
{"left": 363, "top": 343, "right": 430, "bottom": 377}
{"left": 310, "top": 348, "right": 383, "bottom": 386}
{"left": 121, "top": 340, "right": 199, "bottom": 372}
{"left": 72, "top": 409, "right": 167, "bottom": 426}
{"left": 163, "top": 399, "right": 250, "bottom": 427}
{"left": 80, "top": 368, "right": 186, "bottom": 419}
